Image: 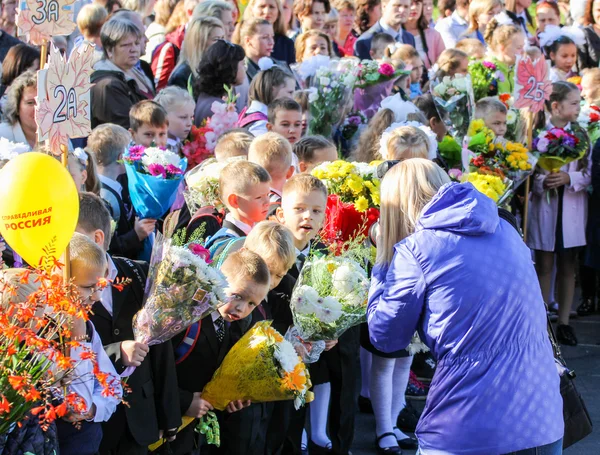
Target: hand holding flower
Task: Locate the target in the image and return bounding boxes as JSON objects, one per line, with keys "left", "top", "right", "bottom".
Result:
{"left": 186, "top": 392, "right": 214, "bottom": 418}
{"left": 225, "top": 400, "right": 252, "bottom": 413}
{"left": 324, "top": 340, "right": 338, "bottom": 351}
{"left": 543, "top": 171, "right": 570, "bottom": 189}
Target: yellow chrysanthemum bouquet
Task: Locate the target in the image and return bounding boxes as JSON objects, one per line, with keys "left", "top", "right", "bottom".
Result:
{"left": 463, "top": 119, "right": 535, "bottom": 204}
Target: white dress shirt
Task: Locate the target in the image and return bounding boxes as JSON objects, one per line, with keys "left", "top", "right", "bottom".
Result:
{"left": 435, "top": 10, "right": 469, "bottom": 48}
{"left": 224, "top": 213, "right": 253, "bottom": 236}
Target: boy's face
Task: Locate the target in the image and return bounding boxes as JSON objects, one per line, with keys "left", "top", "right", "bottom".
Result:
{"left": 230, "top": 181, "right": 271, "bottom": 225}
{"left": 268, "top": 110, "right": 303, "bottom": 144}
{"left": 265, "top": 260, "right": 291, "bottom": 290}
{"left": 218, "top": 273, "right": 270, "bottom": 322}
{"left": 71, "top": 262, "right": 107, "bottom": 306}
{"left": 130, "top": 123, "right": 169, "bottom": 148}
{"left": 485, "top": 111, "right": 508, "bottom": 138}
{"left": 277, "top": 189, "right": 327, "bottom": 249}
{"left": 167, "top": 102, "right": 195, "bottom": 141}
{"left": 300, "top": 146, "right": 337, "bottom": 173}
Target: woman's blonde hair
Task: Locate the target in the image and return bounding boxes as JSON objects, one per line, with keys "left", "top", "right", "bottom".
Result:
{"left": 295, "top": 29, "right": 333, "bottom": 62}
{"left": 178, "top": 16, "right": 224, "bottom": 77}
{"left": 465, "top": 0, "right": 502, "bottom": 35}
{"left": 3, "top": 70, "right": 36, "bottom": 126}
{"left": 384, "top": 126, "right": 430, "bottom": 160}
{"left": 241, "top": 0, "right": 286, "bottom": 36}
{"left": 377, "top": 158, "right": 450, "bottom": 264}
{"left": 166, "top": 1, "right": 189, "bottom": 33}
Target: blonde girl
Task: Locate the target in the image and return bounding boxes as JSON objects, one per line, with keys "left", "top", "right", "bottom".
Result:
{"left": 295, "top": 29, "right": 333, "bottom": 62}
{"left": 463, "top": 0, "right": 503, "bottom": 43}
{"left": 434, "top": 48, "right": 469, "bottom": 79}
{"left": 484, "top": 16, "right": 525, "bottom": 94}
{"left": 380, "top": 126, "right": 430, "bottom": 160}
{"left": 154, "top": 86, "right": 195, "bottom": 151}
{"left": 169, "top": 16, "right": 225, "bottom": 90}
{"left": 69, "top": 148, "right": 100, "bottom": 194}
{"left": 240, "top": 0, "right": 297, "bottom": 64}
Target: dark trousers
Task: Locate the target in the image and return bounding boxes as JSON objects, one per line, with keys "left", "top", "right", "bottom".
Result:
{"left": 217, "top": 403, "right": 271, "bottom": 455}
{"left": 265, "top": 401, "right": 306, "bottom": 455}
{"left": 580, "top": 250, "right": 600, "bottom": 302}
{"left": 99, "top": 426, "right": 147, "bottom": 455}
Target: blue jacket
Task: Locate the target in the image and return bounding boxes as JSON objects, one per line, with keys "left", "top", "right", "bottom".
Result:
{"left": 354, "top": 22, "right": 416, "bottom": 60}
{"left": 367, "top": 182, "right": 563, "bottom": 454}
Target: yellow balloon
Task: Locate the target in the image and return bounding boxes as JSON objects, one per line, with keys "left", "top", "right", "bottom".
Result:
{"left": 0, "top": 152, "right": 79, "bottom": 269}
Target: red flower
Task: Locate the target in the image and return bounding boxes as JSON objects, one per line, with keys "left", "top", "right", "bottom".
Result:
{"left": 0, "top": 395, "right": 11, "bottom": 414}
{"left": 24, "top": 387, "right": 41, "bottom": 402}
{"left": 188, "top": 243, "right": 213, "bottom": 263}
{"left": 8, "top": 375, "right": 27, "bottom": 391}
{"left": 591, "top": 112, "right": 600, "bottom": 123}
{"left": 472, "top": 156, "right": 485, "bottom": 167}
{"left": 322, "top": 195, "right": 379, "bottom": 248}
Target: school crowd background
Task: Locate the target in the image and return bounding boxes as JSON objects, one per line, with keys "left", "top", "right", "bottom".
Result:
{"left": 0, "top": 0, "right": 598, "bottom": 454}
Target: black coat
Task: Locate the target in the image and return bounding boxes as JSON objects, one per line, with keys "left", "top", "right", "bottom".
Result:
{"left": 272, "top": 34, "right": 296, "bottom": 65}
{"left": 168, "top": 63, "right": 192, "bottom": 90}
{"left": 90, "top": 257, "right": 181, "bottom": 449}
{"left": 586, "top": 139, "right": 600, "bottom": 270}
{"left": 579, "top": 26, "right": 600, "bottom": 70}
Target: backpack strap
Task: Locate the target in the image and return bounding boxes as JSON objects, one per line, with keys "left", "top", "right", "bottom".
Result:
{"left": 238, "top": 111, "right": 268, "bottom": 128}
{"left": 188, "top": 206, "right": 223, "bottom": 229}
{"left": 174, "top": 320, "right": 202, "bottom": 364}
{"left": 100, "top": 183, "right": 122, "bottom": 223}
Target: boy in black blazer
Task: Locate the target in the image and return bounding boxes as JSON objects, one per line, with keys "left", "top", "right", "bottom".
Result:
{"left": 170, "top": 249, "right": 271, "bottom": 455}
{"left": 75, "top": 192, "right": 181, "bottom": 454}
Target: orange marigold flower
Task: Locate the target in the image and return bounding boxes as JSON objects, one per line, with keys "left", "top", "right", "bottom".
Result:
{"left": 282, "top": 365, "right": 307, "bottom": 392}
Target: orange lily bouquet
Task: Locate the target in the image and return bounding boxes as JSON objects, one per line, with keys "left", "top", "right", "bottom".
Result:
{"left": 0, "top": 268, "right": 122, "bottom": 434}
{"left": 201, "top": 321, "right": 313, "bottom": 411}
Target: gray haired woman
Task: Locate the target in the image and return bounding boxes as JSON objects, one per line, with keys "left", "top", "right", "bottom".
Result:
{"left": 90, "top": 16, "right": 154, "bottom": 129}
{"left": 0, "top": 70, "right": 37, "bottom": 149}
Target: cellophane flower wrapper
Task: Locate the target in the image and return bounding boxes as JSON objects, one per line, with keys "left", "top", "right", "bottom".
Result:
{"left": 284, "top": 326, "right": 325, "bottom": 364}
{"left": 201, "top": 321, "right": 313, "bottom": 410}
{"left": 430, "top": 74, "right": 475, "bottom": 144}
{"left": 124, "top": 147, "right": 187, "bottom": 219}
{"left": 533, "top": 127, "right": 589, "bottom": 173}
{"left": 307, "top": 59, "right": 358, "bottom": 138}
{"left": 353, "top": 80, "right": 396, "bottom": 120}
{"left": 290, "top": 251, "right": 371, "bottom": 342}
{"left": 132, "top": 233, "right": 229, "bottom": 346}
{"left": 183, "top": 157, "right": 232, "bottom": 213}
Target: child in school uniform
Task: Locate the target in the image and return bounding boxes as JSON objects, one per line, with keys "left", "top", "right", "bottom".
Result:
{"left": 239, "top": 66, "right": 296, "bottom": 136}
{"left": 128, "top": 100, "right": 169, "bottom": 148}
{"left": 528, "top": 81, "right": 591, "bottom": 347}
{"left": 474, "top": 97, "right": 508, "bottom": 139}
{"left": 267, "top": 98, "right": 304, "bottom": 146}
{"left": 154, "top": 86, "right": 195, "bottom": 154}
{"left": 74, "top": 192, "right": 182, "bottom": 455}
{"left": 205, "top": 160, "right": 272, "bottom": 256}
{"left": 57, "top": 234, "right": 122, "bottom": 455}
{"left": 539, "top": 25, "right": 583, "bottom": 82}
{"left": 248, "top": 132, "right": 295, "bottom": 214}
{"left": 214, "top": 130, "right": 254, "bottom": 162}
{"left": 484, "top": 16, "right": 525, "bottom": 95}
{"left": 87, "top": 124, "right": 154, "bottom": 260}
{"left": 293, "top": 135, "right": 338, "bottom": 173}
{"left": 169, "top": 249, "right": 271, "bottom": 455}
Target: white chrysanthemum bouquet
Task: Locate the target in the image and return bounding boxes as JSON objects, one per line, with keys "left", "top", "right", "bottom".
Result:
{"left": 290, "top": 242, "right": 371, "bottom": 341}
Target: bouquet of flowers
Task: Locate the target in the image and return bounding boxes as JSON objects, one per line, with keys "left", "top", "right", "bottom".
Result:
{"left": 578, "top": 103, "right": 600, "bottom": 145}
{"left": 132, "top": 229, "right": 229, "bottom": 346}
{"left": 468, "top": 59, "right": 502, "bottom": 100}
{"left": 354, "top": 60, "right": 402, "bottom": 88}
{"left": 438, "top": 135, "right": 462, "bottom": 169}
{"left": 430, "top": 74, "right": 474, "bottom": 143}
{"left": 462, "top": 172, "right": 511, "bottom": 204}
{"left": 312, "top": 160, "right": 380, "bottom": 243}
{"left": 183, "top": 157, "right": 236, "bottom": 214}
{"left": 532, "top": 126, "right": 589, "bottom": 172}
{"left": 0, "top": 267, "right": 122, "bottom": 434}
{"left": 307, "top": 59, "right": 357, "bottom": 137}
{"left": 353, "top": 60, "right": 406, "bottom": 118}
{"left": 123, "top": 145, "right": 187, "bottom": 219}
{"left": 201, "top": 321, "right": 313, "bottom": 410}
{"left": 182, "top": 85, "right": 239, "bottom": 169}
{"left": 290, "top": 241, "right": 371, "bottom": 341}
{"left": 181, "top": 125, "right": 214, "bottom": 170}
{"left": 340, "top": 111, "right": 367, "bottom": 142}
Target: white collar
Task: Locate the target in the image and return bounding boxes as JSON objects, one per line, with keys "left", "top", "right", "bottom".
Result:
{"left": 211, "top": 310, "right": 222, "bottom": 322}
{"left": 107, "top": 254, "right": 118, "bottom": 281}
{"left": 99, "top": 174, "right": 123, "bottom": 196}
{"left": 11, "top": 122, "right": 30, "bottom": 148}
{"left": 295, "top": 244, "right": 310, "bottom": 257}
{"left": 225, "top": 213, "right": 253, "bottom": 235}
{"left": 547, "top": 119, "right": 572, "bottom": 131}
{"left": 248, "top": 100, "right": 268, "bottom": 115}
{"left": 270, "top": 187, "right": 282, "bottom": 198}
{"left": 451, "top": 10, "right": 468, "bottom": 26}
